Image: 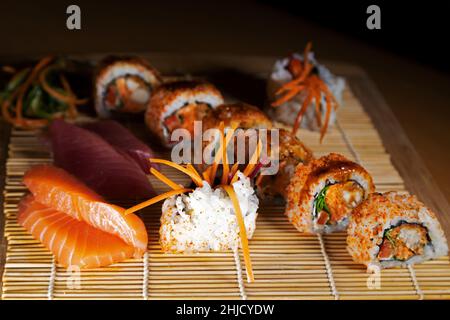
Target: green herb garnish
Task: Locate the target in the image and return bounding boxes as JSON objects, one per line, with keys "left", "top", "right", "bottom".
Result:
{"left": 314, "top": 185, "right": 330, "bottom": 216}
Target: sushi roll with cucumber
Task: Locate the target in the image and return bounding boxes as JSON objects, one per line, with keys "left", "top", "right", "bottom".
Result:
{"left": 95, "top": 56, "right": 161, "bottom": 117}
{"left": 347, "top": 191, "right": 448, "bottom": 269}
{"left": 145, "top": 80, "right": 224, "bottom": 148}
{"left": 285, "top": 153, "right": 375, "bottom": 234}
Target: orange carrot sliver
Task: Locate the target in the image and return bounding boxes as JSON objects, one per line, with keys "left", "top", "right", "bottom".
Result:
{"left": 124, "top": 188, "right": 191, "bottom": 215}
{"left": 150, "top": 158, "right": 203, "bottom": 187}
{"left": 222, "top": 185, "right": 254, "bottom": 283}
{"left": 243, "top": 138, "right": 263, "bottom": 178}
{"left": 150, "top": 167, "right": 182, "bottom": 190}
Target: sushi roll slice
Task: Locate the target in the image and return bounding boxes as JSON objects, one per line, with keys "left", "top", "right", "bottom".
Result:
{"left": 159, "top": 172, "right": 258, "bottom": 253}
{"left": 285, "top": 153, "right": 375, "bottom": 234}
{"left": 267, "top": 43, "right": 345, "bottom": 141}
{"left": 95, "top": 56, "right": 161, "bottom": 117}
{"left": 347, "top": 191, "right": 448, "bottom": 269}
{"left": 145, "top": 80, "right": 224, "bottom": 148}
{"left": 202, "top": 102, "right": 272, "bottom": 132}
{"left": 124, "top": 124, "right": 265, "bottom": 282}
{"left": 256, "top": 128, "right": 313, "bottom": 198}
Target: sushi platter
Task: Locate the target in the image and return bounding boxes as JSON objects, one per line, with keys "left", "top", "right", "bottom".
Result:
{"left": 1, "top": 53, "right": 450, "bottom": 300}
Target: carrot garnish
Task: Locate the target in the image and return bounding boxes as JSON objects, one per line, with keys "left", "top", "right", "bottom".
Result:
{"left": 228, "top": 162, "right": 240, "bottom": 184}
{"left": 222, "top": 185, "right": 254, "bottom": 283}
{"left": 150, "top": 158, "right": 203, "bottom": 187}
{"left": 242, "top": 138, "right": 263, "bottom": 178}
{"left": 150, "top": 167, "right": 182, "bottom": 190}
{"left": 271, "top": 42, "right": 339, "bottom": 141}
{"left": 124, "top": 188, "right": 192, "bottom": 215}
{"left": 186, "top": 164, "right": 202, "bottom": 182}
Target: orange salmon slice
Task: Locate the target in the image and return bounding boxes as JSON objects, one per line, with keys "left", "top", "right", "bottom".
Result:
{"left": 23, "top": 164, "right": 148, "bottom": 258}
{"left": 18, "top": 195, "right": 135, "bottom": 268}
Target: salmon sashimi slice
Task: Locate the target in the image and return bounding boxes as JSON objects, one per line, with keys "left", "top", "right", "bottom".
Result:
{"left": 23, "top": 164, "right": 148, "bottom": 257}
{"left": 49, "top": 119, "right": 155, "bottom": 201}
{"left": 18, "top": 195, "right": 135, "bottom": 268}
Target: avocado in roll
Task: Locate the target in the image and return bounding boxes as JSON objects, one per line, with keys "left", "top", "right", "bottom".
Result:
{"left": 347, "top": 191, "right": 448, "bottom": 269}
{"left": 145, "top": 80, "right": 224, "bottom": 148}
{"left": 285, "top": 153, "right": 375, "bottom": 234}
{"left": 95, "top": 56, "right": 162, "bottom": 117}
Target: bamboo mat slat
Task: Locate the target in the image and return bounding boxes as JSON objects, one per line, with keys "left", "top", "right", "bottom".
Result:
{"left": 2, "top": 85, "right": 450, "bottom": 300}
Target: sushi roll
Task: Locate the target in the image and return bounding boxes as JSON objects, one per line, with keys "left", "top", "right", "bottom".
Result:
{"left": 267, "top": 43, "right": 345, "bottom": 140}
{"left": 202, "top": 102, "right": 272, "bottom": 132}
{"left": 95, "top": 56, "right": 161, "bottom": 117}
{"left": 145, "top": 80, "right": 224, "bottom": 148}
{"left": 159, "top": 172, "right": 258, "bottom": 253}
{"left": 347, "top": 191, "right": 448, "bottom": 269}
{"left": 285, "top": 153, "right": 375, "bottom": 234}
{"left": 124, "top": 126, "right": 265, "bottom": 282}
{"left": 256, "top": 128, "right": 313, "bottom": 198}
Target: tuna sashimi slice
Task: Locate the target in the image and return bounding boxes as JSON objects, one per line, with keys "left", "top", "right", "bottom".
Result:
{"left": 18, "top": 195, "right": 135, "bottom": 268}
{"left": 49, "top": 119, "right": 155, "bottom": 201}
{"left": 83, "top": 120, "right": 158, "bottom": 173}
{"left": 23, "top": 165, "right": 148, "bottom": 257}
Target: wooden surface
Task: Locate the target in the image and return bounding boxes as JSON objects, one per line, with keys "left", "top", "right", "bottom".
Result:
{"left": 1, "top": 56, "right": 450, "bottom": 299}
{"left": 1, "top": 1, "right": 449, "bottom": 204}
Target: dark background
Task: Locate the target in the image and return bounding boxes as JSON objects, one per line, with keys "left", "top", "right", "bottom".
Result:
{"left": 0, "top": 0, "right": 449, "bottom": 199}
{"left": 267, "top": 1, "right": 450, "bottom": 73}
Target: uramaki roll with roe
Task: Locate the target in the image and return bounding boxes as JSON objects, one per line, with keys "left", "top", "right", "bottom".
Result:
{"left": 95, "top": 56, "right": 162, "bottom": 117}
{"left": 202, "top": 102, "right": 272, "bottom": 132}
{"left": 146, "top": 80, "right": 224, "bottom": 148}
{"left": 256, "top": 128, "right": 314, "bottom": 198}
{"left": 285, "top": 153, "right": 375, "bottom": 233}
{"left": 347, "top": 191, "right": 448, "bottom": 269}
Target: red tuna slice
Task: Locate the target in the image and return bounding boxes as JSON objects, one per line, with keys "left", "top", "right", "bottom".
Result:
{"left": 49, "top": 119, "right": 155, "bottom": 201}
{"left": 83, "top": 120, "right": 159, "bottom": 173}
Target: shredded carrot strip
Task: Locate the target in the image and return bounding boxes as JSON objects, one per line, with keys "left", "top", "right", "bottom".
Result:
{"left": 39, "top": 68, "right": 87, "bottom": 105}
{"left": 16, "top": 56, "right": 54, "bottom": 123}
{"left": 221, "top": 126, "right": 230, "bottom": 185}
{"left": 202, "top": 169, "right": 211, "bottom": 184}
{"left": 150, "top": 158, "right": 203, "bottom": 187}
{"left": 222, "top": 185, "right": 254, "bottom": 283}
{"left": 229, "top": 162, "right": 239, "bottom": 183}
{"left": 124, "top": 188, "right": 192, "bottom": 215}
{"left": 186, "top": 164, "right": 202, "bottom": 182}
{"left": 243, "top": 138, "right": 263, "bottom": 177}
{"left": 292, "top": 90, "right": 313, "bottom": 134}
{"left": 150, "top": 167, "right": 182, "bottom": 190}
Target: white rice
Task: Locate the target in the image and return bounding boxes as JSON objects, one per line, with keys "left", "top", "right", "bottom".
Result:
{"left": 159, "top": 172, "right": 258, "bottom": 252}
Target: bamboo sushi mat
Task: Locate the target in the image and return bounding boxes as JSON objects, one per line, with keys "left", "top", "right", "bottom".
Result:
{"left": 2, "top": 87, "right": 450, "bottom": 300}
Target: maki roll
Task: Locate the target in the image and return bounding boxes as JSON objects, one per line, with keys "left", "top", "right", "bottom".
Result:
{"left": 145, "top": 80, "right": 224, "bottom": 148}
{"left": 256, "top": 128, "right": 314, "bottom": 198}
{"left": 347, "top": 191, "right": 448, "bottom": 269}
{"left": 202, "top": 102, "right": 272, "bottom": 132}
{"left": 124, "top": 124, "right": 265, "bottom": 282}
{"left": 267, "top": 43, "right": 345, "bottom": 141}
{"left": 285, "top": 153, "right": 375, "bottom": 233}
{"left": 95, "top": 56, "right": 161, "bottom": 117}
{"left": 159, "top": 172, "right": 258, "bottom": 253}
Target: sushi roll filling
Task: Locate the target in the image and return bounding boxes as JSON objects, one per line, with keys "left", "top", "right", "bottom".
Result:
{"left": 163, "top": 101, "right": 212, "bottom": 136}
{"left": 104, "top": 75, "right": 151, "bottom": 112}
{"left": 378, "top": 222, "right": 431, "bottom": 262}
{"left": 313, "top": 180, "right": 365, "bottom": 226}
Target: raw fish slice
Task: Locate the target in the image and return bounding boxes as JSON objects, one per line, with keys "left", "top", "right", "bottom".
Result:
{"left": 23, "top": 165, "right": 148, "bottom": 257}
{"left": 18, "top": 195, "right": 135, "bottom": 268}
{"left": 49, "top": 119, "right": 155, "bottom": 201}
{"left": 83, "top": 120, "right": 159, "bottom": 173}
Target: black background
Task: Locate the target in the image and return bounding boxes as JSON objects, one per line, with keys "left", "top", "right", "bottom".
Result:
{"left": 264, "top": 0, "right": 450, "bottom": 73}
